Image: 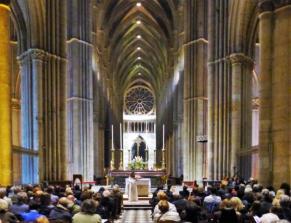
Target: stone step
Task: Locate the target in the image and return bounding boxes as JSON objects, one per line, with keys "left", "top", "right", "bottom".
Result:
{"left": 123, "top": 200, "right": 152, "bottom": 210}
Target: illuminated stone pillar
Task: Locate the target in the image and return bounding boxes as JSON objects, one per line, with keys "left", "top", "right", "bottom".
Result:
{"left": 0, "top": 0, "right": 12, "bottom": 185}
{"left": 230, "top": 53, "right": 253, "bottom": 176}
{"left": 258, "top": 0, "right": 274, "bottom": 186}
{"left": 183, "top": 0, "right": 208, "bottom": 182}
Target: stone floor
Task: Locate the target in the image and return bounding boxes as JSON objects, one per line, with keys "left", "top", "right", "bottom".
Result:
{"left": 115, "top": 210, "right": 153, "bottom": 223}
{"left": 115, "top": 200, "right": 153, "bottom": 223}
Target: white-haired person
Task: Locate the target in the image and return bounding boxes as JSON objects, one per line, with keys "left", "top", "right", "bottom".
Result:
{"left": 153, "top": 200, "right": 180, "bottom": 223}
{"left": 0, "top": 199, "right": 19, "bottom": 222}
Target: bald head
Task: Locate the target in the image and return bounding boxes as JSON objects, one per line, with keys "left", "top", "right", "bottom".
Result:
{"left": 67, "top": 195, "right": 75, "bottom": 203}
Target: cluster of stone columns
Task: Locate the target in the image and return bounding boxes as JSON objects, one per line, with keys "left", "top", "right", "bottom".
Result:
{"left": 66, "top": 0, "right": 94, "bottom": 182}
{"left": 207, "top": 0, "right": 254, "bottom": 181}
{"left": 183, "top": 0, "right": 208, "bottom": 181}
{"left": 258, "top": 0, "right": 291, "bottom": 188}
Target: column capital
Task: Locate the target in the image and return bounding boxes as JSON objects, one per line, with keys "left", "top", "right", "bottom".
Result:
{"left": 258, "top": 0, "right": 274, "bottom": 13}
{"left": 229, "top": 53, "right": 254, "bottom": 66}
{"left": 18, "top": 48, "right": 47, "bottom": 64}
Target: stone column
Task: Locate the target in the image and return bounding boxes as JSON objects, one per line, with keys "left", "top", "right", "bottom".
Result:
{"left": 183, "top": 0, "right": 208, "bottom": 182}
{"left": 230, "top": 53, "right": 253, "bottom": 176}
{"left": 271, "top": 1, "right": 291, "bottom": 186}
{"left": 0, "top": 0, "right": 12, "bottom": 185}
{"left": 67, "top": 0, "right": 94, "bottom": 182}
{"left": 258, "top": 0, "right": 274, "bottom": 185}
{"left": 18, "top": 49, "right": 46, "bottom": 183}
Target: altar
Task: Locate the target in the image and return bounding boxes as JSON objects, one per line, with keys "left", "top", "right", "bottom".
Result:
{"left": 125, "top": 178, "right": 151, "bottom": 197}
{"left": 109, "top": 170, "right": 166, "bottom": 189}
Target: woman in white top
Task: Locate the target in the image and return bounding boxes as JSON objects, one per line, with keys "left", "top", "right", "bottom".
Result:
{"left": 127, "top": 172, "right": 138, "bottom": 202}
{"left": 153, "top": 200, "right": 180, "bottom": 223}
{"left": 153, "top": 192, "right": 177, "bottom": 216}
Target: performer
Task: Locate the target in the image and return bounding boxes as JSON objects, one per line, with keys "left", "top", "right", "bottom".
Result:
{"left": 127, "top": 171, "right": 138, "bottom": 202}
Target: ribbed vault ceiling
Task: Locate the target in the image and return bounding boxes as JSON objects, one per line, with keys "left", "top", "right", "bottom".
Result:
{"left": 100, "top": 0, "right": 178, "bottom": 93}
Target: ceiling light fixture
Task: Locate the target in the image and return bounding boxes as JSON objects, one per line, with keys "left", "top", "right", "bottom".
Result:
{"left": 137, "top": 47, "right": 141, "bottom": 50}
{"left": 138, "top": 73, "right": 142, "bottom": 76}
{"left": 137, "top": 2, "right": 141, "bottom": 7}
{"left": 137, "top": 57, "right": 141, "bottom": 60}
{"left": 136, "top": 20, "right": 141, "bottom": 25}
{"left": 137, "top": 35, "right": 141, "bottom": 39}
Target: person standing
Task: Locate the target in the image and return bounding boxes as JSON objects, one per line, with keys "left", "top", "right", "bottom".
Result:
{"left": 128, "top": 172, "right": 138, "bottom": 202}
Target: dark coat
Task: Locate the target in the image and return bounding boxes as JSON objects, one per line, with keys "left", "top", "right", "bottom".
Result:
{"left": 49, "top": 206, "right": 72, "bottom": 223}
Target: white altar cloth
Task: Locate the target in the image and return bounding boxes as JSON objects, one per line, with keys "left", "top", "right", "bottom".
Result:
{"left": 125, "top": 178, "right": 151, "bottom": 194}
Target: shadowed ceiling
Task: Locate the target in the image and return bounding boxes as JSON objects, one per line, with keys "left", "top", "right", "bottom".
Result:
{"left": 98, "top": 0, "right": 180, "bottom": 95}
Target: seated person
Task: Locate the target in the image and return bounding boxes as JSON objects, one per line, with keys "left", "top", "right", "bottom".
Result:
{"left": 21, "top": 200, "right": 45, "bottom": 222}
{"left": 153, "top": 192, "right": 177, "bottom": 216}
{"left": 153, "top": 200, "right": 180, "bottom": 223}
{"left": 72, "top": 199, "right": 102, "bottom": 223}
{"left": 49, "top": 197, "right": 72, "bottom": 223}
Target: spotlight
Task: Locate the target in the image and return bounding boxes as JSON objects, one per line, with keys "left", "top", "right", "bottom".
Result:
{"left": 137, "top": 35, "right": 141, "bottom": 39}
{"left": 137, "top": 57, "right": 141, "bottom": 60}
{"left": 137, "top": 2, "right": 141, "bottom": 7}
{"left": 138, "top": 73, "right": 142, "bottom": 76}
{"left": 136, "top": 20, "right": 141, "bottom": 25}
{"left": 137, "top": 47, "right": 141, "bottom": 50}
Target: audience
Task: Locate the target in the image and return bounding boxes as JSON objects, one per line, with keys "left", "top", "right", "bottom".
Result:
{"left": 1, "top": 177, "right": 291, "bottom": 223}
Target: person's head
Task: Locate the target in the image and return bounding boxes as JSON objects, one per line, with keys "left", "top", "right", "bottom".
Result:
{"left": 92, "top": 192, "right": 102, "bottom": 202}
{"left": 230, "top": 197, "right": 244, "bottom": 211}
{"left": 219, "top": 199, "right": 233, "bottom": 210}
{"left": 249, "top": 201, "right": 261, "bottom": 217}
{"left": 270, "top": 206, "right": 284, "bottom": 219}
{"left": 35, "top": 216, "right": 49, "bottom": 223}
{"left": 17, "top": 191, "right": 28, "bottom": 204}
{"left": 40, "top": 192, "right": 51, "bottom": 206}
{"left": 158, "top": 200, "right": 169, "bottom": 214}
{"left": 220, "top": 208, "right": 238, "bottom": 222}
{"left": 113, "top": 184, "right": 119, "bottom": 192}
{"left": 80, "top": 191, "right": 92, "bottom": 201}
{"left": 67, "top": 195, "right": 75, "bottom": 203}
{"left": 81, "top": 199, "right": 97, "bottom": 215}
{"left": 58, "top": 197, "right": 70, "bottom": 209}
{"left": 210, "top": 187, "right": 217, "bottom": 195}
{"left": 29, "top": 200, "right": 40, "bottom": 210}
{"left": 275, "top": 189, "right": 285, "bottom": 200}
{"left": 157, "top": 192, "right": 168, "bottom": 201}
{"left": 280, "top": 183, "right": 290, "bottom": 195}
{"left": 0, "top": 199, "right": 8, "bottom": 212}
{"left": 130, "top": 172, "right": 135, "bottom": 178}
{"left": 103, "top": 190, "right": 111, "bottom": 198}
{"left": 0, "top": 188, "right": 7, "bottom": 199}
{"left": 65, "top": 187, "right": 73, "bottom": 196}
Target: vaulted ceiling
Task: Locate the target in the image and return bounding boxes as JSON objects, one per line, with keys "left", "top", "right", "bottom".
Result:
{"left": 96, "top": 0, "right": 181, "bottom": 94}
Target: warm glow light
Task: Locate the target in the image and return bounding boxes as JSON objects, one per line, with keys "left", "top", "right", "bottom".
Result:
{"left": 136, "top": 20, "right": 141, "bottom": 25}
{"left": 0, "top": 5, "right": 12, "bottom": 185}
{"left": 137, "top": 2, "right": 142, "bottom": 7}
{"left": 137, "top": 35, "right": 141, "bottom": 39}
{"left": 137, "top": 47, "right": 141, "bottom": 50}
{"left": 137, "top": 57, "right": 141, "bottom": 60}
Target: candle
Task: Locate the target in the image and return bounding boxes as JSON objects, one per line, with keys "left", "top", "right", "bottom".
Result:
{"left": 120, "top": 123, "right": 122, "bottom": 150}
{"left": 111, "top": 124, "right": 114, "bottom": 150}
{"left": 163, "top": 124, "right": 165, "bottom": 150}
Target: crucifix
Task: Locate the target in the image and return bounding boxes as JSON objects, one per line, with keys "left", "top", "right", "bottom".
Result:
{"left": 135, "top": 137, "right": 143, "bottom": 156}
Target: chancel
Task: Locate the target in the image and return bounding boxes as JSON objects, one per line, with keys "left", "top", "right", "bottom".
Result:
{"left": 0, "top": 0, "right": 291, "bottom": 222}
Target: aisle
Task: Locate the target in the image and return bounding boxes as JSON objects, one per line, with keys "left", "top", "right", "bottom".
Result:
{"left": 115, "top": 210, "right": 153, "bottom": 223}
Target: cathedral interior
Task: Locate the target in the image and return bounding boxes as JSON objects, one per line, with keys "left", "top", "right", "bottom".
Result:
{"left": 0, "top": 0, "right": 290, "bottom": 189}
